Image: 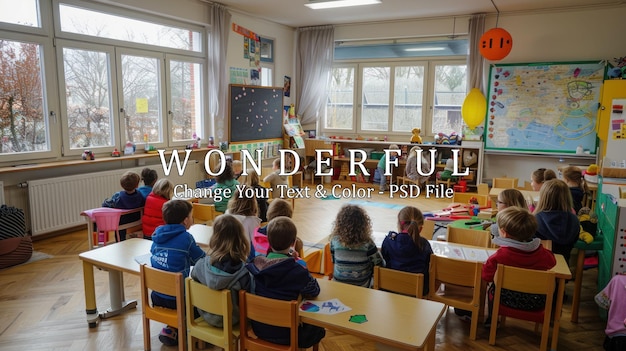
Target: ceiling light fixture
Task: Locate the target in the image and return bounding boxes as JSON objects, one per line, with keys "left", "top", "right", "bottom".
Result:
{"left": 305, "top": 0, "right": 382, "bottom": 10}
{"left": 404, "top": 47, "right": 446, "bottom": 52}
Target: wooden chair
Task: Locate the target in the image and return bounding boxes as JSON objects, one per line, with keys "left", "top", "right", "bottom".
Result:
{"left": 239, "top": 290, "right": 320, "bottom": 351}
{"left": 304, "top": 242, "right": 333, "bottom": 280}
{"left": 192, "top": 203, "right": 223, "bottom": 225}
{"left": 492, "top": 177, "right": 518, "bottom": 189}
{"left": 422, "top": 219, "right": 436, "bottom": 240}
{"left": 452, "top": 192, "right": 490, "bottom": 207}
{"left": 185, "top": 278, "right": 239, "bottom": 351}
{"left": 488, "top": 264, "right": 556, "bottom": 351}
{"left": 139, "top": 264, "right": 186, "bottom": 351}
{"left": 447, "top": 226, "right": 491, "bottom": 248}
{"left": 427, "top": 255, "right": 484, "bottom": 340}
{"left": 540, "top": 239, "right": 552, "bottom": 251}
{"left": 436, "top": 178, "right": 453, "bottom": 188}
{"left": 619, "top": 186, "right": 626, "bottom": 199}
{"left": 373, "top": 266, "right": 424, "bottom": 298}
{"left": 477, "top": 183, "right": 489, "bottom": 195}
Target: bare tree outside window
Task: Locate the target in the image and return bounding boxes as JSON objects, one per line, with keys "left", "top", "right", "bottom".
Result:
{"left": 0, "top": 39, "right": 48, "bottom": 153}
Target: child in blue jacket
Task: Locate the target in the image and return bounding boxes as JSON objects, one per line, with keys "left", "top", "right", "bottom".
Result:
{"left": 150, "top": 199, "right": 206, "bottom": 346}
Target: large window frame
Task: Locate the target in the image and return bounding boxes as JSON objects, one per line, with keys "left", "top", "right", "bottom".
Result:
{"left": 0, "top": 0, "right": 207, "bottom": 162}
{"left": 54, "top": 0, "right": 206, "bottom": 156}
{"left": 323, "top": 58, "right": 467, "bottom": 138}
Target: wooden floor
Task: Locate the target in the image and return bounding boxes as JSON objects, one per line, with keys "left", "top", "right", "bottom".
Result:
{"left": 0, "top": 184, "right": 607, "bottom": 350}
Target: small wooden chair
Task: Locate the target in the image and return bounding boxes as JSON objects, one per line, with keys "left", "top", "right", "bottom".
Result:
{"left": 447, "top": 226, "right": 491, "bottom": 248}
{"left": 492, "top": 177, "right": 518, "bottom": 189}
{"left": 373, "top": 266, "right": 424, "bottom": 298}
{"left": 140, "top": 264, "right": 186, "bottom": 351}
{"left": 185, "top": 278, "right": 239, "bottom": 351}
{"left": 427, "top": 255, "right": 484, "bottom": 340}
{"left": 192, "top": 203, "right": 223, "bottom": 225}
{"left": 239, "top": 290, "right": 319, "bottom": 351}
{"left": 489, "top": 264, "right": 556, "bottom": 351}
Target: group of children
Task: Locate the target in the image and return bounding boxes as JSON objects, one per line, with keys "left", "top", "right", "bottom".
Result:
{"left": 102, "top": 162, "right": 623, "bottom": 350}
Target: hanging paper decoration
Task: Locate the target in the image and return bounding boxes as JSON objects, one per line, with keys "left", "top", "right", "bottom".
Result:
{"left": 479, "top": 27, "right": 513, "bottom": 61}
{"left": 461, "top": 88, "right": 487, "bottom": 129}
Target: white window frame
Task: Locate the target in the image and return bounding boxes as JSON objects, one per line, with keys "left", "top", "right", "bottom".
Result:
{"left": 0, "top": 30, "right": 61, "bottom": 162}
{"left": 323, "top": 58, "right": 467, "bottom": 138}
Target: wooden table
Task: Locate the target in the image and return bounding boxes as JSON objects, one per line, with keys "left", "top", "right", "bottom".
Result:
{"left": 300, "top": 279, "right": 446, "bottom": 351}
{"left": 427, "top": 240, "right": 571, "bottom": 351}
{"left": 78, "top": 227, "right": 212, "bottom": 327}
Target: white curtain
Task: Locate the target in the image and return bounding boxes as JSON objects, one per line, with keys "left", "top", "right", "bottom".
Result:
{"left": 208, "top": 3, "right": 231, "bottom": 142}
{"left": 295, "top": 25, "right": 334, "bottom": 125}
{"left": 467, "top": 14, "right": 486, "bottom": 92}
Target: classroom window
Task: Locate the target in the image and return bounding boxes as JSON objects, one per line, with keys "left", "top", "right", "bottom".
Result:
{"left": 324, "top": 60, "right": 466, "bottom": 137}
{"left": 0, "top": 0, "right": 41, "bottom": 28}
{"left": 58, "top": 3, "right": 201, "bottom": 52}
{"left": 169, "top": 58, "right": 203, "bottom": 142}
{"left": 325, "top": 65, "right": 356, "bottom": 130}
{"left": 61, "top": 46, "right": 115, "bottom": 149}
{"left": 0, "top": 38, "right": 50, "bottom": 154}
{"left": 431, "top": 63, "right": 467, "bottom": 135}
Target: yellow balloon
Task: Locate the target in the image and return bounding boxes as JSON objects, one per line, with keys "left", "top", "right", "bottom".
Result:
{"left": 461, "top": 88, "right": 487, "bottom": 129}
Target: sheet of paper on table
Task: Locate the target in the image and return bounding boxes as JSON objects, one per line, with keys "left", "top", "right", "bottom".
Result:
{"left": 300, "top": 298, "right": 351, "bottom": 315}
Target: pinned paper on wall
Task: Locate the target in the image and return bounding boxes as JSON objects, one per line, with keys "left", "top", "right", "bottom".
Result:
{"left": 136, "top": 98, "right": 148, "bottom": 113}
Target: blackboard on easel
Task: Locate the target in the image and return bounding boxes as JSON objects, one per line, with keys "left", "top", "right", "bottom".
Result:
{"left": 229, "top": 84, "right": 284, "bottom": 142}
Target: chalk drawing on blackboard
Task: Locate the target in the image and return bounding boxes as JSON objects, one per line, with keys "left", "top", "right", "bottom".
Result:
{"left": 229, "top": 84, "right": 284, "bottom": 143}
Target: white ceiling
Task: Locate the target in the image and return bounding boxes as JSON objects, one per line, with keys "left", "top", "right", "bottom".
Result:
{"left": 215, "top": 0, "right": 623, "bottom": 27}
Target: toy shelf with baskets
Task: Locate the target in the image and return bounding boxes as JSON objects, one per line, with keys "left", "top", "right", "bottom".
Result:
{"left": 324, "top": 139, "right": 484, "bottom": 190}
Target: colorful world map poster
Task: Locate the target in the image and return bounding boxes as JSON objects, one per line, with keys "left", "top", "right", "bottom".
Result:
{"left": 484, "top": 61, "right": 605, "bottom": 154}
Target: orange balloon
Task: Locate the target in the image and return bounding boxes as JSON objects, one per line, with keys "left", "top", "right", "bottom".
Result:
{"left": 479, "top": 28, "right": 513, "bottom": 61}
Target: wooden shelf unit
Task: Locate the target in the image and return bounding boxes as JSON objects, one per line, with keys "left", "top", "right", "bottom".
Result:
{"left": 322, "top": 140, "right": 484, "bottom": 189}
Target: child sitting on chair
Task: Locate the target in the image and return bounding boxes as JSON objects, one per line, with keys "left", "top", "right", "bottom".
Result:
{"left": 191, "top": 214, "right": 252, "bottom": 327}
{"left": 377, "top": 144, "right": 400, "bottom": 192}
{"left": 150, "top": 199, "right": 206, "bottom": 346}
{"left": 225, "top": 186, "right": 261, "bottom": 260}
{"left": 595, "top": 274, "right": 626, "bottom": 350}
{"left": 141, "top": 178, "right": 174, "bottom": 240}
{"left": 381, "top": 206, "right": 433, "bottom": 296}
{"left": 101, "top": 171, "right": 146, "bottom": 241}
{"left": 137, "top": 167, "right": 158, "bottom": 198}
{"left": 246, "top": 216, "right": 326, "bottom": 348}
{"left": 263, "top": 158, "right": 289, "bottom": 198}
{"left": 330, "top": 204, "right": 384, "bottom": 287}
{"left": 482, "top": 206, "right": 556, "bottom": 325}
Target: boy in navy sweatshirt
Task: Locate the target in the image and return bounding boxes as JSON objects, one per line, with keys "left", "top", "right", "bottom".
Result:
{"left": 246, "top": 216, "right": 325, "bottom": 348}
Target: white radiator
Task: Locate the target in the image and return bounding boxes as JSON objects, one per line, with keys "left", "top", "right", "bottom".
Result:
{"left": 27, "top": 162, "right": 204, "bottom": 236}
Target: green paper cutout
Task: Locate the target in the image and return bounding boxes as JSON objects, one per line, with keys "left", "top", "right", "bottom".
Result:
{"left": 349, "top": 314, "right": 368, "bottom": 324}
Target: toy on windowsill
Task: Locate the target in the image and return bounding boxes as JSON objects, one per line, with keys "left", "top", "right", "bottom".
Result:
{"left": 111, "top": 148, "right": 121, "bottom": 157}
{"left": 123, "top": 141, "right": 135, "bottom": 155}
{"left": 410, "top": 128, "right": 422, "bottom": 144}
{"left": 82, "top": 150, "right": 95, "bottom": 160}
{"left": 434, "top": 132, "right": 462, "bottom": 145}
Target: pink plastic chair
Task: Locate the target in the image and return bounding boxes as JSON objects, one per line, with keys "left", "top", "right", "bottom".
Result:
{"left": 87, "top": 208, "right": 125, "bottom": 246}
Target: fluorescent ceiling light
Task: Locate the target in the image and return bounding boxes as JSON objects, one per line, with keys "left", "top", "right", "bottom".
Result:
{"left": 305, "top": 0, "right": 382, "bottom": 10}
{"left": 405, "top": 47, "right": 446, "bottom": 52}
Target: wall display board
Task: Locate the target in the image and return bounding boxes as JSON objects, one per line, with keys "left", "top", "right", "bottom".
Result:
{"left": 484, "top": 61, "right": 605, "bottom": 154}
{"left": 229, "top": 84, "right": 284, "bottom": 142}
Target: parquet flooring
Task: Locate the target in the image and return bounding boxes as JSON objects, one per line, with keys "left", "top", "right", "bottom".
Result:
{"left": 0, "top": 185, "right": 607, "bottom": 350}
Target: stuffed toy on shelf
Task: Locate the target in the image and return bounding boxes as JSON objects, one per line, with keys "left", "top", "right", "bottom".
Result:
{"left": 410, "top": 128, "right": 422, "bottom": 144}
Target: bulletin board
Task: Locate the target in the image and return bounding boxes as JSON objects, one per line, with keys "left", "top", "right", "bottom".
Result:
{"left": 483, "top": 61, "right": 605, "bottom": 154}
{"left": 229, "top": 84, "right": 284, "bottom": 143}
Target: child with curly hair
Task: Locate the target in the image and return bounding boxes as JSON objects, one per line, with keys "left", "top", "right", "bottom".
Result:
{"left": 329, "top": 204, "right": 384, "bottom": 287}
{"left": 381, "top": 206, "right": 432, "bottom": 296}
